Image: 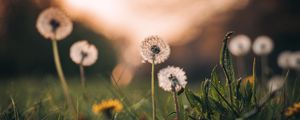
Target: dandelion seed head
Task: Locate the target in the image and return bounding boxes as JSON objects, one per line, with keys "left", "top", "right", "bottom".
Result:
{"left": 289, "top": 52, "right": 300, "bottom": 70}
{"left": 277, "top": 51, "right": 292, "bottom": 69}
{"left": 92, "top": 99, "right": 123, "bottom": 115}
{"left": 70, "top": 40, "right": 98, "bottom": 66}
{"left": 140, "top": 35, "right": 170, "bottom": 64}
{"left": 267, "top": 76, "right": 285, "bottom": 93}
{"left": 253, "top": 36, "right": 274, "bottom": 56}
{"left": 36, "top": 7, "right": 73, "bottom": 41}
{"left": 228, "top": 34, "right": 251, "bottom": 56}
{"left": 158, "top": 66, "right": 187, "bottom": 92}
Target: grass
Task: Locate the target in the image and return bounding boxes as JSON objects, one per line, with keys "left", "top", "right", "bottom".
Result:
{"left": 1, "top": 32, "right": 300, "bottom": 120}
{"left": 0, "top": 76, "right": 191, "bottom": 120}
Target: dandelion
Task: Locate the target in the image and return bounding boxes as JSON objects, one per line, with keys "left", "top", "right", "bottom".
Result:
{"left": 284, "top": 102, "right": 300, "bottom": 118}
{"left": 228, "top": 34, "right": 251, "bottom": 56}
{"left": 92, "top": 99, "right": 123, "bottom": 119}
{"left": 140, "top": 35, "right": 170, "bottom": 64}
{"left": 70, "top": 40, "right": 98, "bottom": 66}
{"left": 70, "top": 40, "right": 98, "bottom": 87}
{"left": 277, "top": 51, "right": 292, "bottom": 69}
{"left": 158, "top": 66, "right": 187, "bottom": 119}
{"left": 267, "top": 76, "right": 285, "bottom": 93}
{"left": 289, "top": 51, "right": 300, "bottom": 70}
{"left": 36, "top": 7, "right": 75, "bottom": 115}
{"left": 158, "top": 66, "right": 187, "bottom": 92}
{"left": 36, "top": 7, "right": 73, "bottom": 41}
{"left": 242, "top": 76, "right": 255, "bottom": 88}
{"left": 252, "top": 36, "right": 274, "bottom": 56}
{"left": 253, "top": 35, "right": 273, "bottom": 84}
{"left": 139, "top": 35, "right": 171, "bottom": 120}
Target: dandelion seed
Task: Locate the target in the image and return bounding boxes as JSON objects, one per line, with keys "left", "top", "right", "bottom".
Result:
{"left": 277, "top": 51, "right": 292, "bottom": 69}
{"left": 36, "top": 7, "right": 73, "bottom": 40}
{"left": 70, "top": 40, "right": 98, "bottom": 66}
{"left": 252, "top": 36, "right": 274, "bottom": 56}
{"left": 228, "top": 34, "right": 251, "bottom": 56}
{"left": 267, "top": 76, "right": 285, "bottom": 93}
{"left": 158, "top": 66, "right": 187, "bottom": 92}
{"left": 140, "top": 35, "right": 170, "bottom": 64}
{"left": 92, "top": 99, "right": 123, "bottom": 115}
{"left": 289, "top": 51, "right": 300, "bottom": 70}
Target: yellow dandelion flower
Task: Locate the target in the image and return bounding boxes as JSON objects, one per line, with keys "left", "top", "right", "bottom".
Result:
{"left": 284, "top": 102, "right": 300, "bottom": 118}
{"left": 242, "top": 76, "right": 255, "bottom": 88}
{"left": 92, "top": 99, "right": 123, "bottom": 115}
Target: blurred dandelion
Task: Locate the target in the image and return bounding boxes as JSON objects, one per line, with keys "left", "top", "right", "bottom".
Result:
{"left": 253, "top": 36, "right": 274, "bottom": 56}
{"left": 36, "top": 7, "right": 73, "bottom": 41}
{"left": 70, "top": 40, "right": 98, "bottom": 66}
{"left": 267, "top": 76, "right": 285, "bottom": 93}
{"left": 253, "top": 35, "right": 274, "bottom": 84}
{"left": 284, "top": 102, "right": 300, "bottom": 118}
{"left": 140, "top": 35, "right": 170, "bottom": 64}
{"left": 277, "top": 51, "right": 292, "bottom": 70}
{"left": 289, "top": 51, "right": 300, "bottom": 71}
{"left": 228, "top": 34, "right": 251, "bottom": 56}
{"left": 228, "top": 34, "right": 251, "bottom": 76}
{"left": 92, "top": 99, "right": 123, "bottom": 119}
{"left": 158, "top": 66, "right": 187, "bottom": 119}
{"left": 36, "top": 7, "right": 75, "bottom": 116}
{"left": 140, "top": 35, "right": 170, "bottom": 120}
{"left": 70, "top": 40, "right": 98, "bottom": 87}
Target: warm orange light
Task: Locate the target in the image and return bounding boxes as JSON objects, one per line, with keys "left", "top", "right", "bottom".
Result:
{"left": 56, "top": 0, "right": 249, "bottom": 85}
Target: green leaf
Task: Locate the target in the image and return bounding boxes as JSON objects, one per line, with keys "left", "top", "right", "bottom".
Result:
{"left": 210, "top": 66, "right": 223, "bottom": 101}
{"left": 185, "top": 88, "right": 203, "bottom": 112}
{"left": 244, "top": 81, "right": 253, "bottom": 105}
{"left": 219, "top": 31, "right": 236, "bottom": 84}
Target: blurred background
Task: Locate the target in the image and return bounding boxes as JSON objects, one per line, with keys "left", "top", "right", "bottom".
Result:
{"left": 0, "top": 0, "right": 299, "bottom": 86}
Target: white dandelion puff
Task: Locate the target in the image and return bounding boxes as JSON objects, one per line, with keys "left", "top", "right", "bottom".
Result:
{"left": 268, "top": 76, "right": 285, "bottom": 93}
{"left": 277, "top": 51, "right": 292, "bottom": 69}
{"left": 158, "top": 66, "right": 187, "bottom": 92}
{"left": 70, "top": 40, "right": 98, "bottom": 66}
{"left": 36, "top": 7, "right": 73, "bottom": 41}
{"left": 253, "top": 36, "right": 274, "bottom": 56}
{"left": 228, "top": 34, "right": 251, "bottom": 56}
{"left": 289, "top": 51, "right": 300, "bottom": 70}
{"left": 140, "top": 35, "right": 170, "bottom": 64}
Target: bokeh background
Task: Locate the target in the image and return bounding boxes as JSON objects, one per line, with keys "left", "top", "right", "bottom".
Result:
{"left": 0, "top": 0, "right": 299, "bottom": 85}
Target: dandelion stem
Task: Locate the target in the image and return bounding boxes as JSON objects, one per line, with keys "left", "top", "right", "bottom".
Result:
{"left": 261, "top": 55, "right": 268, "bottom": 85}
{"left": 172, "top": 87, "right": 180, "bottom": 120}
{"left": 79, "top": 64, "right": 86, "bottom": 88}
{"left": 151, "top": 58, "right": 156, "bottom": 120}
{"left": 51, "top": 40, "right": 76, "bottom": 116}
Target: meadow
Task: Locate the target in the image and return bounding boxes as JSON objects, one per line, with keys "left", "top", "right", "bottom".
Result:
{"left": 1, "top": 6, "right": 300, "bottom": 120}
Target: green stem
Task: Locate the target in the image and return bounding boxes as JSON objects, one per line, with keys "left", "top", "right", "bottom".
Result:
{"left": 79, "top": 64, "right": 86, "bottom": 88}
{"left": 172, "top": 87, "right": 180, "bottom": 120}
{"left": 51, "top": 40, "right": 76, "bottom": 115}
{"left": 151, "top": 59, "right": 156, "bottom": 120}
